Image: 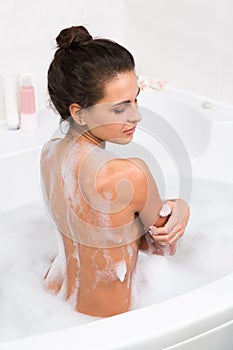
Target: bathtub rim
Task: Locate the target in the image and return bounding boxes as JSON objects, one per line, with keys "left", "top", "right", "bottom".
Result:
{"left": 138, "top": 85, "right": 233, "bottom": 119}
{"left": 1, "top": 89, "right": 233, "bottom": 349}
{"left": 0, "top": 271, "right": 232, "bottom": 350}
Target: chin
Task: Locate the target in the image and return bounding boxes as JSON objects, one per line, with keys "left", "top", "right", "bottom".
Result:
{"left": 108, "top": 136, "right": 133, "bottom": 145}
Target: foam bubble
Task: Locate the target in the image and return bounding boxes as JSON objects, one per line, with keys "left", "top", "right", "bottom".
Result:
{"left": 115, "top": 260, "right": 127, "bottom": 282}
{"left": 0, "top": 178, "right": 233, "bottom": 341}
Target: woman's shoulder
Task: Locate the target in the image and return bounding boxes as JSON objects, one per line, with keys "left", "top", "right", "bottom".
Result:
{"left": 94, "top": 156, "right": 152, "bottom": 212}
{"left": 98, "top": 156, "right": 149, "bottom": 184}
{"left": 40, "top": 138, "right": 62, "bottom": 162}
{"left": 112, "top": 157, "right": 149, "bottom": 173}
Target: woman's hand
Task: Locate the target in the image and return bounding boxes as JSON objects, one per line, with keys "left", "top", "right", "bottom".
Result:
{"left": 149, "top": 199, "right": 190, "bottom": 252}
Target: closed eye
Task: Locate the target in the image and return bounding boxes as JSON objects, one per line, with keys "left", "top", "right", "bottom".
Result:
{"left": 114, "top": 107, "right": 125, "bottom": 114}
{"left": 112, "top": 88, "right": 140, "bottom": 114}
{"left": 113, "top": 103, "right": 129, "bottom": 114}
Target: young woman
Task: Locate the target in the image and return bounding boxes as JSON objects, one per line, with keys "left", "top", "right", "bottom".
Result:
{"left": 40, "top": 26, "right": 190, "bottom": 317}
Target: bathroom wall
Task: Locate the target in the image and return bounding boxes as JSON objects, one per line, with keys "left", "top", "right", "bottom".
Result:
{"left": 0, "top": 0, "right": 124, "bottom": 122}
{"left": 123, "top": 0, "right": 233, "bottom": 104}
{"left": 1, "top": 0, "right": 232, "bottom": 125}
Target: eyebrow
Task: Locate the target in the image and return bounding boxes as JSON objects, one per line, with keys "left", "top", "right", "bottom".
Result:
{"left": 112, "top": 87, "right": 141, "bottom": 107}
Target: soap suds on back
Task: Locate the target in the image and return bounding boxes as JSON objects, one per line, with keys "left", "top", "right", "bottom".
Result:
{"left": 115, "top": 260, "right": 127, "bottom": 282}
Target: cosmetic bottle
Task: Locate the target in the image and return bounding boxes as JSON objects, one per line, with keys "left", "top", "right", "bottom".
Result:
{"left": 20, "top": 74, "right": 39, "bottom": 131}
{"left": 3, "top": 76, "right": 20, "bottom": 130}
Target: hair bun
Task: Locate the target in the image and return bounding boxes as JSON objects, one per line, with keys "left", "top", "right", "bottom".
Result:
{"left": 56, "top": 26, "right": 93, "bottom": 50}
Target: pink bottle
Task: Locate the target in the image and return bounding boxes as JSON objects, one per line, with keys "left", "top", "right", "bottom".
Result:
{"left": 20, "top": 75, "right": 39, "bottom": 131}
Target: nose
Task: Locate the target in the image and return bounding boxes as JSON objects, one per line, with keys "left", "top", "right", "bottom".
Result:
{"left": 127, "top": 103, "right": 142, "bottom": 123}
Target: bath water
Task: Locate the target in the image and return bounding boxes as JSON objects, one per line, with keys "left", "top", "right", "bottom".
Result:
{"left": 0, "top": 178, "right": 233, "bottom": 342}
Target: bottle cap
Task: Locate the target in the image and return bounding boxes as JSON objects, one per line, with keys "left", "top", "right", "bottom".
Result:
{"left": 21, "top": 74, "right": 32, "bottom": 87}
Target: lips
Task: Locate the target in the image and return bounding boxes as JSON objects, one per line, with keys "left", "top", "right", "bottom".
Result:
{"left": 123, "top": 126, "right": 136, "bottom": 134}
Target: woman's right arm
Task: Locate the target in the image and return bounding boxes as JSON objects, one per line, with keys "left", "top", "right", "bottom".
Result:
{"left": 126, "top": 157, "right": 189, "bottom": 255}
{"left": 128, "top": 157, "right": 166, "bottom": 229}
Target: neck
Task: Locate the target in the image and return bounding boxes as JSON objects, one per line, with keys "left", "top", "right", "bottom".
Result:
{"left": 68, "top": 122, "right": 105, "bottom": 149}
{"left": 82, "top": 130, "right": 106, "bottom": 149}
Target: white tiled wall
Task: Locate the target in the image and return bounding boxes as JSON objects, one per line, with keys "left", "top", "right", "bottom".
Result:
{"left": 1, "top": 0, "right": 232, "bottom": 124}
{"left": 123, "top": 0, "right": 233, "bottom": 104}
{"left": 0, "top": 0, "right": 124, "bottom": 121}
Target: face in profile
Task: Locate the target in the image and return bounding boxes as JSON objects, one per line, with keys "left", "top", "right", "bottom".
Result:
{"left": 72, "top": 70, "right": 142, "bottom": 144}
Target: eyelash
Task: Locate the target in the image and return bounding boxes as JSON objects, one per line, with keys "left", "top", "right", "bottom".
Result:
{"left": 114, "top": 107, "right": 125, "bottom": 114}
{"left": 113, "top": 99, "right": 138, "bottom": 114}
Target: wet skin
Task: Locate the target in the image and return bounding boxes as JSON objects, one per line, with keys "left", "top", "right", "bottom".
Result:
{"left": 40, "top": 71, "right": 178, "bottom": 317}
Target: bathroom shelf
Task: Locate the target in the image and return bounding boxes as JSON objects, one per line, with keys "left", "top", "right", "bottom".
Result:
{"left": 0, "top": 108, "right": 59, "bottom": 157}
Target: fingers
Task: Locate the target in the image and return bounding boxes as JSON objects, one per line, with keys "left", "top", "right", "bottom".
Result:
{"left": 169, "top": 229, "right": 183, "bottom": 244}
{"left": 149, "top": 223, "right": 182, "bottom": 236}
{"left": 148, "top": 199, "right": 190, "bottom": 247}
{"left": 149, "top": 224, "right": 183, "bottom": 245}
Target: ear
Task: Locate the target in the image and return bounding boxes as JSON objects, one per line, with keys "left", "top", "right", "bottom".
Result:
{"left": 69, "top": 103, "right": 87, "bottom": 126}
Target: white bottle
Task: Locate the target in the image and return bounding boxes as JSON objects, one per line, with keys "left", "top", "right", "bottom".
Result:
{"left": 3, "top": 76, "right": 20, "bottom": 130}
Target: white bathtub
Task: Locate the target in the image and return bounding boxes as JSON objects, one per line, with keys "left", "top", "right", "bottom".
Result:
{"left": 0, "top": 88, "right": 233, "bottom": 349}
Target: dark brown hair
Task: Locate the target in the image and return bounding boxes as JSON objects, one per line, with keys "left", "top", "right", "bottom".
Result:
{"left": 48, "top": 26, "right": 135, "bottom": 120}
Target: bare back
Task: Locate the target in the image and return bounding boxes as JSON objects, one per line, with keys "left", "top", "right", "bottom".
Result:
{"left": 40, "top": 132, "right": 147, "bottom": 316}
